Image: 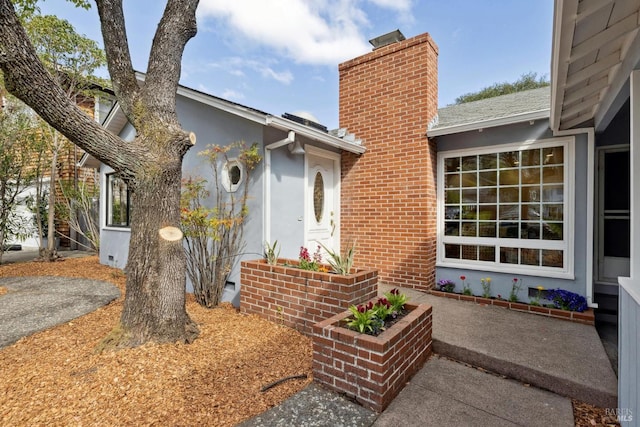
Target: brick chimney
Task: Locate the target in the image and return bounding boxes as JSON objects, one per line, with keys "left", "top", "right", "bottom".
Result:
{"left": 339, "top": 32, "right": 438, "bottom": 290}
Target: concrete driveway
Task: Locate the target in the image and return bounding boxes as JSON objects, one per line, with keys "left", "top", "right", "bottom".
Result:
{"left": 0, "top": 276, "right": 120, "bottom": 348}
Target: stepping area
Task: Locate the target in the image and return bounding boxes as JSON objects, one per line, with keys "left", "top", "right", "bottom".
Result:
{"left": 246, "top": 284, "right": 617, "bottom": 426}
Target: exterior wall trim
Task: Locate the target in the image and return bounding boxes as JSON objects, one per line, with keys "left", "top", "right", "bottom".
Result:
{"left": 428, "top": 109, "right": 550, "bottom": 137}
{"left": 436, "top": 136, "right": 576, "bottom": 279}
{"left": 553, "top": 127, "right": 596, "bottom": 307}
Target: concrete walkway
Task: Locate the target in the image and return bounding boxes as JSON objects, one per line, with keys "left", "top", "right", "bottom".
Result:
{"left": 1, "top": 248, "right": 96, "bottom": 265}
{"left": 383, "top": 284, "right": 618, "bottom": 409}
{"left": 374, "top": 356, "right": 573, "bottom": 427}
{"left": 0, "top": 276, "right": 120, "bottom": 348}
{"left": 244, "top": 285, "right": 617, "bottom": 426}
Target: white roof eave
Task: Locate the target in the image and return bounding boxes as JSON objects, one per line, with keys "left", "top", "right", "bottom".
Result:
{"left": 266, "top": 116, "right": 366, "bottom": 154}
{"left": 427, "top": 109, "right": 550, "bottom": 138}
{"left": 98, "top": 78, "right": 366, "bottom": 158}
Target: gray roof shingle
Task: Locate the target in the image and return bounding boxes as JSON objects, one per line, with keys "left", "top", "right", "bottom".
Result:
{"left": 430, "top": 86, "right": 550, "bottom": 133}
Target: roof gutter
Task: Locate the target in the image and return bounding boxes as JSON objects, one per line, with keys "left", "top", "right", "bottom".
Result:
{"left": 266, "top": 116, "right": 366, "bottom": 154}
{"left": 427, "top": 109, "right": 550, "bottom": 137}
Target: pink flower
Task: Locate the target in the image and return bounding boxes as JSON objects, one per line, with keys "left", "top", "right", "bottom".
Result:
{"left": 513, "top": 278, "right": 518, "bottom": 282}
{"left": 299, "top": 246, "right": 311, "bottom": 262}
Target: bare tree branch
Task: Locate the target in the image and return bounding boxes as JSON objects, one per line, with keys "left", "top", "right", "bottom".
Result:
{"left": 145, "top": 0, "right": 199, "bottom": 123}
{"left": 0, "top": 0, "right": 144, "bottom": 180}
{"left": 95, "top": 0, "right": 141, "bottom": 124}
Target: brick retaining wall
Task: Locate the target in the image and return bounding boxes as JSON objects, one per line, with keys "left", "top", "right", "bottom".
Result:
{"left": 312, "top": 302, "right": 432, "bottom": 412}
{"left": 240, "top": 259, "right": 378, "bottom": 335}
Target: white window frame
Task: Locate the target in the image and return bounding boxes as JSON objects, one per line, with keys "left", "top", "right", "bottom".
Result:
{"left": 436, "top": 137, "right": 575, "bottom": 279}
{"left": 105, "top": 173, "right": 130, "bottom": 228}
{"left": 222, "top": 159, "right": 244, "bottom": 193}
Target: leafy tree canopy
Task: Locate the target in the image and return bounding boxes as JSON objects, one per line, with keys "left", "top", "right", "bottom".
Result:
{"left": 13, "top": 0, "right": 89, "bottom": 21}
{"left": 454, "top": 72, "right": 550, "bottom": 105}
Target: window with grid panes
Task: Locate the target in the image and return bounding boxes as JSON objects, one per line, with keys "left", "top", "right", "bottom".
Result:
{"left": 438, "top": 139, "right": 573, "bottom": 277}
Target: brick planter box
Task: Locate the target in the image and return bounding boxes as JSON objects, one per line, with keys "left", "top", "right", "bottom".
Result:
{"left": 428, "top": 290, "right": 595, "bottom": 325}
{"left": 240, "top": 259, "right": 378, "bottom": 335}
{"left": 312, "top": 302, "right": 432, "bottom": 412}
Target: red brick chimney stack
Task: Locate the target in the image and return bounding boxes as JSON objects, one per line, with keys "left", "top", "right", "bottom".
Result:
{"left": 339, "top": 32, "right": 439, "bottom": 290}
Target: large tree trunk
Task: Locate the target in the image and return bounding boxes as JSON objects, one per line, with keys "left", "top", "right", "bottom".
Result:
{"left": 116, "top": 156, "right": 198, "bottom": 346}
{"left": 0, "top": 0, "right": 200, "bottom": 348}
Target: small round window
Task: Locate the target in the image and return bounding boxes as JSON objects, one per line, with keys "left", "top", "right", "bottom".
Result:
{"left": 313, "top": 171, "right": 324, "bottom": 223}
{"left": 222, "top": 160, "right": 244, "bottom": 192}
{"left": 229, "top": 164, "right": 241, "bottom": 185}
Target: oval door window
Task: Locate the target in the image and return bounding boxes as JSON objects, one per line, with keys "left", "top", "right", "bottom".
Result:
{"left": 313, "top": 171, "right": 324, "bottom": 223}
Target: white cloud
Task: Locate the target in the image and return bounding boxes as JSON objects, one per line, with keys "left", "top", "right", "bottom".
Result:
{"left": 209, "top": 56, "right": 293, "bottom": 84}
{"left": 368, "top": 0, "right": 412, "bottom": 12}
{"left": 222, "top": 89, "right": 246, "bottom": 100}
{"left": 197, "top": 83, "right": 211, "bottom": 93}
{"left": 368, "top": 0, "right": 414, "bottom": 25}
{"left": 197, "top": 0, "right": 379, "bottom": 65}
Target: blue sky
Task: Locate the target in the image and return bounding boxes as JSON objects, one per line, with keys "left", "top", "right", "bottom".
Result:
{"left": 39, "top": 0, "right": 553, "bottom": 130}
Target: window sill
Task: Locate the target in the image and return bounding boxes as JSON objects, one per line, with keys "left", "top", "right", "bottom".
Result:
{"left": 436, "top": 260, "right": 575, "bottom": 280}
{"left": 103, "top": 226, "right": 131, "bottom": 232}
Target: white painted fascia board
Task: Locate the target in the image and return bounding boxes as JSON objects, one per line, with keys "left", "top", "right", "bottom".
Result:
{"left": 266, "top": 116, "right": 366, "bottom": 154}
{"left": 176, "top": 85, "right": 268, "bottom": 125}
{"left": 550, "top": 0, "right": 579, "bottom": 132}
{"left": 77, "top": 152, "right": 100, "bottom": 169}
{"left": 102, "top": 102, "right": 125, "bottom": 135}
{"left": 83, "top": 102, "right": 127, "bottom": 169}
{"left": 427, "top": 109, "right": 549, "bottom": 137}
{"left": 130, "top": 72, "right": 366, "bottom": 154}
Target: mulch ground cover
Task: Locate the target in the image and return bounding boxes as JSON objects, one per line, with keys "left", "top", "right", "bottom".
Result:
{"left": 0, "top": 255, "right": 620, "bottom": 426}
{"left": 0, "top": 256, "right": 312, "bottom": 426}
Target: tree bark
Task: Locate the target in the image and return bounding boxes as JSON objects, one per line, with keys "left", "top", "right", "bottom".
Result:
{"left": 119, "top": 158, "right": 198, "bottom": 346}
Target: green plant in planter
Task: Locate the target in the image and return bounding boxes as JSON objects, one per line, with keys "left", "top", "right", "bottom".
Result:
{"left": 530, "top": 285, "right": 545, "bottom": 306}
{"left": 460, "top": 275, "right": 472, "bottom": 295}
{"left": 546, "top": 288, "right": 588, "bottom": 312}
{"left": 508, "top": 277, "right": 522, "bottom": 302}
{"left": 319, "top": 239, "right": 356, "bottom": 275}
{"left": 385, "top": 288, "right": 407, "bottom": 312}
{"left": 298, "top": 245, "right": 323, "bottom": 271}
{"left": 437, "top": 279, "right": 455, "bottom": 292}
{"left": 264, "top": 240, "right": 280, "bottom": 265}
{"left": 346, "top": 289, "right": 409, "bottom": 335}
{"left": 481, "top": 277, "right": 491, "bottom": 298}
{"left": 346, "top": 301, "right": 380, "bottom": 333}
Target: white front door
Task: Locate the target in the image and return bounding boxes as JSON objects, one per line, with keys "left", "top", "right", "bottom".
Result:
{"left": 305, "top": 147, "right": 340, "bottom": 253}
